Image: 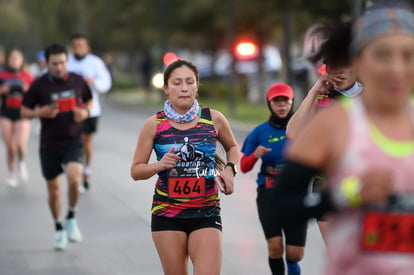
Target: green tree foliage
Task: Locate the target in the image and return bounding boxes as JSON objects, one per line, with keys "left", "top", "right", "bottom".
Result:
{"left": 0, "top": 0, "right": 362, "bottom": 78}
{"left": 14, "top": 0, "right": 355, "bottom": 53}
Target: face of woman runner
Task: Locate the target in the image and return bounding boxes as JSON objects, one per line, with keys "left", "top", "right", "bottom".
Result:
{"left": 7, "top": 50, "right": 24, "bottom": 71}
{"left": 326, "top": 64, "right": 357, "bottom": 91}
{"left": 355, "top": 33, "right": 414, "bottom": 108}
{"left": 163, "top": 64, "right": 199, "bottom": 114}
{"left": 269, "top": 96, "right": 293, "bottom": 118}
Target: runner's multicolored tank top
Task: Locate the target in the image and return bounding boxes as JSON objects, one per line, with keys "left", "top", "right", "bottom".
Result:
{"left": 152, "top": 107, "right": 220, "bottom": 218}
{"left": 324, "top": 97, "right": 414, "bottom": 275}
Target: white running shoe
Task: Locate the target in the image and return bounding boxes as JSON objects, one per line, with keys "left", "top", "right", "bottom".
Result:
{"left": 6, "top": 174, "right": 17, "bottom": 187}
{"left": 53, "top": 230, "right": 68, "bottom": 251}
{"left": 65, "top": 219, "right": 83, "bottom": 242}
{"left": 83, "top": 167, "right": 92, "bottom": 177}
{"left": 79, "top": 185, "right": 86, "bottom": 194}
{"left": 19, "top": 161, "right": 29, "bottom": 182}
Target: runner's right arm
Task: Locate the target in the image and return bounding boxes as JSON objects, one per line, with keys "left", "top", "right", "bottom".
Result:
{"left": 240, "top": 128, "right": 259, "bottom": 173}
{"left": 21, "top": 105, "right": 58, "bottom": 119}
{"left": 286, "top": 74, "right": 337, "bottom": 139}
{"left": 130, "top": 115, "right": 180, "bottom": 181}
{"left": 240, "top": 153, "right": 258, "bottom": 173}
{"left": 21, "top": 81, "right": 59, "bottom": 119}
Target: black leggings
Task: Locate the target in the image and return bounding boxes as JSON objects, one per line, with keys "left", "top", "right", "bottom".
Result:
{"left": 257, "top": 186, "right": 307, "bottom": 246}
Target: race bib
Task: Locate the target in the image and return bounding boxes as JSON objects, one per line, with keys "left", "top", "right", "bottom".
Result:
{"left": 5, "top": 95, "right": 22, "bottom": 108}
{"left": 51, "top": 90, "right": 76, "bottom": 113}
{"left": 168, "top": 177, "right": 206, "bottom": 199}
{"left": 265, "top": 176, "right": 277, "bottom": 188}
{"left": 360, "top": 194, "right": 414, "bottom": 254}
{"left": 264, "top": 163, "right": 285, "bottom": 188}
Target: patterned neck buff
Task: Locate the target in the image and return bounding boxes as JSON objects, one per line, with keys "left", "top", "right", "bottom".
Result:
{"left": 351, "top": 3, "right": 414, "bottom": 56}
{"left": 334, "top": 81, "right": 363, "bottom": 97}
{"left": 164, "top": 99, "right": 201, "bottom": 123}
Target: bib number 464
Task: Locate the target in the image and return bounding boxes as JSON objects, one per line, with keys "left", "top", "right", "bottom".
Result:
{"left": 168, "top": 177, "right": 206, "bottom": 198}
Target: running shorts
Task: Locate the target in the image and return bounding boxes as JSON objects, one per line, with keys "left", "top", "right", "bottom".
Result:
{"left": 151, "top": 215, "right": 222, "bottom": 235}
{"left": 82, "top": 117, "right": 99, "bottom": 134}
{"left": 256, "top": 185, "right": 308, "bottom": 246}
{"left": 40, "top": 142, "right": 84, "bottom": 180}
{"left": 0, "top": 112, "right": 22, "bottom": 121}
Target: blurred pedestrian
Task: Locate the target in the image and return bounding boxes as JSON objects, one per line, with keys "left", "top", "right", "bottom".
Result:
{"left": 268, "top": 2, "right": 414, "bottom": 274}
{"left": 21, "top": 43, "right": 93, "bottom": 251}
{"left": 30, "top": 51, "right": 48, "bottom": 78}
{"left": 287, "top": 21, "right": 362, "bottom": 243}
{"left": 0, "top": 49, "right": 34, "bottom": 186}
{"left": 130, "top": 59, "right": 239, "bottom": 275}
{"left": 240, "top": 83, "right": 305, "bottom": 275}
{"left": 0, "top": 45, "right": 6, "bottom": 71}
{"left": 67, "top": 33, "right": 112, "bottom": 193}
{"left": 141, "top": 49, "right": 152, "bottom": 89}
{"left": 288, "top": 21, "right": 362, "bottom": 139}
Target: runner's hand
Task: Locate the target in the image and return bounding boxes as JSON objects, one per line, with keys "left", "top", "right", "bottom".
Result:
{"left": 73, "top": 107, "right": 88, "bottom": 123}
{"left": 254, "top": 145, "right": 272, "bottom": 158}
{"left": 0, "top": 84, "right": 10, "bottom": 94}
{"left": 22, "top": 83, "right": 30, "bottom": 92}
{"left": 158, "top": 147, "right": 180, "bottom": 170}
{"left": 85, "top": 77, "right": 95, "bottom": 86}
{"left": 217, "top": 168, "right": 234, "bottom": 195}
{"left": 37, "top": 104, "right": 59, "bottom": 118}
{"left": 360, "top": 168, "right": 393, "bottom": 205}
{"left": 309, "top": 74, "right": 340, "bottom": 95}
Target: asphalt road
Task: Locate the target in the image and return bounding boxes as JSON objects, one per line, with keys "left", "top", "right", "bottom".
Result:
{"left": 0, "top": 97, "right": 325, "bottom": 275}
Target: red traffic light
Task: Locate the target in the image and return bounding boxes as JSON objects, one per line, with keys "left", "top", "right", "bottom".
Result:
{"left": 235, "top": 41, "right": 258, "bottom": 59}
{"left": 163, "top": 52, "right": 178, "bottom": 66}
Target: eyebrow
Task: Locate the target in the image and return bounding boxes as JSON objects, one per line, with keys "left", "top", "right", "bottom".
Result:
{"left": 171, "top": 76, "right": 195, "bottom": 81}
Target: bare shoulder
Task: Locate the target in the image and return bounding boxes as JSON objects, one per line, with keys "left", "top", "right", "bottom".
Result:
{"left": 140, "top": 114, "right": 157, "bottom": 136}
{"left": 209, "top": 108, "right": 229, "bottom": 130}
{"left": 210, "top": 108, "right": 226, "bottom": 121}
{"left": 308, "top": 101, "right": 348, "bottom": 131}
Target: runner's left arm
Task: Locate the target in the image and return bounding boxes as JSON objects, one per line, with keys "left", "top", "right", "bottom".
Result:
{"left": 212, "top": 110, "right": 239, "bottom": 164}
{"left": 92, "top": 57, "right": 112, "bottom": 93}
{"left": 211, "top": 109, "right": 240, "bottom": 195}
{"left": 82, "top": 78, "right": 94, "bottom": 112}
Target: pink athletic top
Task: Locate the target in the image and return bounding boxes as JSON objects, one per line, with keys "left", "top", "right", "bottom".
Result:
{"left": 325, "top": 97, "right": 414, "bottom": 275}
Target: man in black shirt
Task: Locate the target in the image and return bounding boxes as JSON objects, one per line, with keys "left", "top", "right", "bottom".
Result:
{"left": 21, "top": 43, "right": 93, "bottom": 251}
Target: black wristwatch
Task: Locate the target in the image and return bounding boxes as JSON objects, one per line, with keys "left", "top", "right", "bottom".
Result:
{"left": 225, "top": 162, "right": 238, "bottom": 176}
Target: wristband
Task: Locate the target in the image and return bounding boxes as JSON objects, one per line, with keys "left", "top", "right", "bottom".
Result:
{"left": 332, "top": 176, "right": 362, "bottom": 208}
